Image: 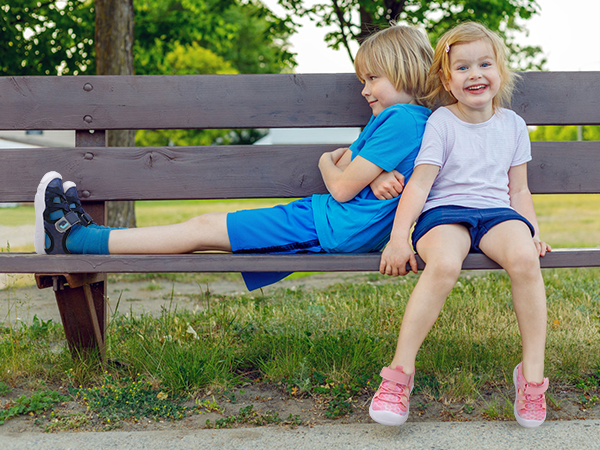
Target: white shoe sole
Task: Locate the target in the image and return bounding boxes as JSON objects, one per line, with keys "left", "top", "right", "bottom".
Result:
{"left": 34, "top": 171, "right": 62, "bottom": 255}
{"left": 369, "top": 403, "right": 410, "bottom": 426}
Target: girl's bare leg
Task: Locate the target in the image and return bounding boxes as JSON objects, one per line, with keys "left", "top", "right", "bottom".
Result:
{"left": 479, "top": 220, "right": 547, "bottom": 384}
{"left": 108, "top": 212, "right": 231, "bottom": 254}
{"left": 390, "top": 224, "right": 471, "bottom": 374}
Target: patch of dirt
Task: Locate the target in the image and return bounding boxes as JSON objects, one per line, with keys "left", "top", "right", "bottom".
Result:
{"left": 1, "top": 379, "right": 598, "bottom": 434}
{"left": 1, "top": 271, "right": 387, "bottom": 326}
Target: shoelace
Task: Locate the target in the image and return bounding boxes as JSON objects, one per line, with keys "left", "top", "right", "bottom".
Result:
{"left": 376, "top": 380, "right": 408, "bottom": 408}
{"left": 521, "top": 392, "right": 545, "bottom": 411}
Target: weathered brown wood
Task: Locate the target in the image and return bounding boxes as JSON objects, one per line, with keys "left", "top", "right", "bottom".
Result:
{"left": 3, "top": 249, "right": 600, "bottom": 274}
{"left": 52, "top": 277, "right": 107, "bottom": 361}
{"left": 512, "top": 72, "right": 600, "bottom": 125}
{"left": 76, "top": 130, "right": 106, "bottom": 147}
{"left": 1, "top": 72, "right": 599, "bottom": 131}
{"left": 1, "top": 141, "right": 599, "bottom": 202}
{"left": 35, "top": 272, "right": 106, "bottom": 289}
{"left": 0, "top": 145, "right": 331, "bottom": 202}
{"left": 57, "top": 131, "right": 109, "bottom": 362}
{"left": 528, "top": 141, "right": 600, "bottom": 194}
{"left": 0, "top": 74, "right": 372, "bottom": 130}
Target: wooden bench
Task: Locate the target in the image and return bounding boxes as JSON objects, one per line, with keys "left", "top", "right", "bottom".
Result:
{"left": 1, "top": 72, "right": 599, "bottom": 361}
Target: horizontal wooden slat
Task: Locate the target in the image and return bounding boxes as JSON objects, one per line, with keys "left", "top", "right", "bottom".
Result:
{"left": 0, "top": 144, "right": 331, "bottom": 202}
{"left": 0, "top": 249, "right": 598, "bottom": 275}
{"left": 1, "top": 72, "right": 599, "bottom": 131}
{"left": 512, "top": 72, "right": 600, "bottom": 125}
{"left": 1, "top": 141, "right": 599, "bottom": 202}
{"left": 528, "top": 141, "right": 600, "bottom": 194}
{"left": 0, "top": 74, "right": 371, "bottom": 130}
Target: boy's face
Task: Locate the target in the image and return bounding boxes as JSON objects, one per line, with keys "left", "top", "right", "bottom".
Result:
{"left": 360, "top": 73, "right": 414, "bottom": 116}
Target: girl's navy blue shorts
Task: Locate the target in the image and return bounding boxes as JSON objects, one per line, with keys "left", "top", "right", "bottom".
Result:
{"left": 411, "top": 206, "right": 534, "bottom": 253}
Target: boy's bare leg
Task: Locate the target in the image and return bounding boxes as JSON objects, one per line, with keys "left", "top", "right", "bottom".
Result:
{"left": 390, "top": 224, "right": 471, "bottom": 374}
{"left": 479, "top": 220, "right": 547, "bottom": 384}
{"left": 108, "top": 212, "right": 231, "bottom": 254}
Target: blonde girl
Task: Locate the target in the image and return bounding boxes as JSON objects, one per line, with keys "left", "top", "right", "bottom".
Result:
{"left": 373, "top": 22, "right": 550, "bottom": 429}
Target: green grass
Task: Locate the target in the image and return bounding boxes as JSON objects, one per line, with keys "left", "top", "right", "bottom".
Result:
{"left": 533, "top": 194, "right": 600, "bottom": 248}
{"left": 0, "top": 204, "right": 35, "bottom": 227}
{"left": 1, "top": 195, "right": 599, "bottom": 424}
{"left": 1, "top": 268, "right": 599, "bottom": 417}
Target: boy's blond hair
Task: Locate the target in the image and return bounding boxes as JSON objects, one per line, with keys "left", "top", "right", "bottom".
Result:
{"left": 354, "top": 25, "right": 434, "bottom": 107}
{"left": 426, "top": 22, "right": 517, "bottom": 110}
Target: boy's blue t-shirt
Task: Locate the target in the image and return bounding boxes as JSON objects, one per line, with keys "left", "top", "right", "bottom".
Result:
{"left": 311, "top": 103, "right": 430, "bottom": 253}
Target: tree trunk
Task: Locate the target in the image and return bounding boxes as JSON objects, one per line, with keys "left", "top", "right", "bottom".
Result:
{"left": 94, "top": 0, "right": 136, "bottom": 228}
{"left": 357, "top": 1, "right": 407, "bottom": 43}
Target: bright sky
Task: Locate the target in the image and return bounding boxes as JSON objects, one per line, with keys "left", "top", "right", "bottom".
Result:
{"left": 263, "top": 0, "right": 600, "bottom": 73}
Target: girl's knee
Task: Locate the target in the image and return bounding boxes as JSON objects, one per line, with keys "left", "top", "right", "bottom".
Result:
{"left": 504, "top": 248, "right": 541, "bottom": 278}
{"left": 424, "top": 256, "right": 463, "bottom": 283}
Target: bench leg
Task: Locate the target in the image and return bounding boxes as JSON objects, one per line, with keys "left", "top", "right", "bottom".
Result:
{"left": 36, "top": 273, "right": 107, "bottom": 363}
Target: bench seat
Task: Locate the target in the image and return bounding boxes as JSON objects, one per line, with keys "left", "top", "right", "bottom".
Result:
{"left": 2, "top": 248, "right": 600, "bottom": 276}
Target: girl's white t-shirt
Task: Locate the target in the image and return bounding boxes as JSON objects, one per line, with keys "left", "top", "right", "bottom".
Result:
{"left": 415, "top": 106, "right": 532, "bottom": 213}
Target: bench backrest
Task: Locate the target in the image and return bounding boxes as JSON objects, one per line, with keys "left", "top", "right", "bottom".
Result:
{"left": 1, "top": 72, "right": 599, "bottom": 213}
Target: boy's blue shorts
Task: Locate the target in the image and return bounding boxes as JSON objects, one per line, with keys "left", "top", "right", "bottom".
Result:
{"left": 227, "top": 197, "right": 323, "bottom": 290}
{"left": 411, "top": 206, "right": 535, "bottom": 253}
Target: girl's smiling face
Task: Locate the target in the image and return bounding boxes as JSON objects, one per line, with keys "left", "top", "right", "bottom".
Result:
{"left": 442, "top": 39, "right": 501, "bottom": 122}
{"left": 360, "top": 73, "right": 415, "bottom": 116}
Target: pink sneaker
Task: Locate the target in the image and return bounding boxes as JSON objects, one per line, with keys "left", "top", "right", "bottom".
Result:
{"left": 369, "top": 365, "right": 414, "bottom": 426}
{"left": 513, "top": 362, "right": 549, "bottom": 428}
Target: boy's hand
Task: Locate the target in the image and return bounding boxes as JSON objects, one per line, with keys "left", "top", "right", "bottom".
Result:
{"left": 533, "top": 237, "right": 552, "bottom": 257}
{"left": 370, "top": 170, "right": 405, "bottom": 200}
{"left": 380, "top": 239, "right": 417, "bottom": 276}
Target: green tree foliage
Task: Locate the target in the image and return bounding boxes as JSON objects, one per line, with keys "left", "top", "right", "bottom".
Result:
{"left": 0, "top": 0, "right": 95, "bottom": 75}
{"left": 1, "top": 0, "right": 296, "bottom": 76}
{"left": 161, "top": 42, "right": 238, "bottom": 75}
{"left": 2, "top": 0, "right": 295, "bottom": 146}
{"left": 530, "top": 126, "right": 600, "bottom": 142}
{"left": 133, "top": 0, "right": 296, "bottom": 75}
{"left": 277, "top": 0, "right": 545, "bottom": 70}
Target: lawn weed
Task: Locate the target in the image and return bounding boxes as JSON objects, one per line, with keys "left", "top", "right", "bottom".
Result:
{"left": 0, "top": 389, "right": 69, "bottom": 425}
{"left": 70, "top": 373, "right": 189, "bottom": 428}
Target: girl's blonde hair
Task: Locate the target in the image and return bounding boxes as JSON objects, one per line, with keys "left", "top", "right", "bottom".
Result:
{"left": 354, "top": 25, "right": 434, "bottom": 107}
{"left": 426, "top": 22, "right": 517, "bottom": 110}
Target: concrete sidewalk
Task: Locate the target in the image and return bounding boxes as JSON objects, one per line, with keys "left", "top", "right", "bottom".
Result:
{"left": 2, "top": 420, "right": 600, "bottom": 450}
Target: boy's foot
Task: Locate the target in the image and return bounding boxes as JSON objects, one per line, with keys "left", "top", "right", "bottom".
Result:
{"left": 513, "top": 362, "right": 549, "bottom": 428}
{"left": 369, "top": 365, "right": 414, "bottom": 426}
{"left": 63, "top": 181, "right": 96, "bottom": 226}
{"left": 34, "top": 172, "right": 81, "bottom": 254}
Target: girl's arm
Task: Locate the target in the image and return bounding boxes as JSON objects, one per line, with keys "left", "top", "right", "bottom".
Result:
{"left": 319, "top": 148, "right": 385, "bottom": 203}
{"left": 508, "top": 163, "right": 551, "bottom": 256}
{"left": 379, "top": 164, "right": 440, "bottom": 276}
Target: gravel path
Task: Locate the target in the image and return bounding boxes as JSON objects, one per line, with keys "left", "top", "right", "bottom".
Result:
{"left": 2, "top": 420, "right": 599, "bottom": 450}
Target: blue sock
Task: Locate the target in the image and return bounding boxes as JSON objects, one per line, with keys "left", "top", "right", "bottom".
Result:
{"left": 66, "top": 224, "right": 111, "bottom": 254}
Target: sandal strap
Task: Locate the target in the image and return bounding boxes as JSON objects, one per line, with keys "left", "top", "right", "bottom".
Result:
{"left": 523, "top": 378, "right": 549, "bottom": 396}
{"left": 78, "top": 210, "right": 95, "bottom": 226}
{"left": 54, "top": 210, "right": 81, "bottom": 233}
{"left": 380, "top": 366, "right": 412, "bottom": 386}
